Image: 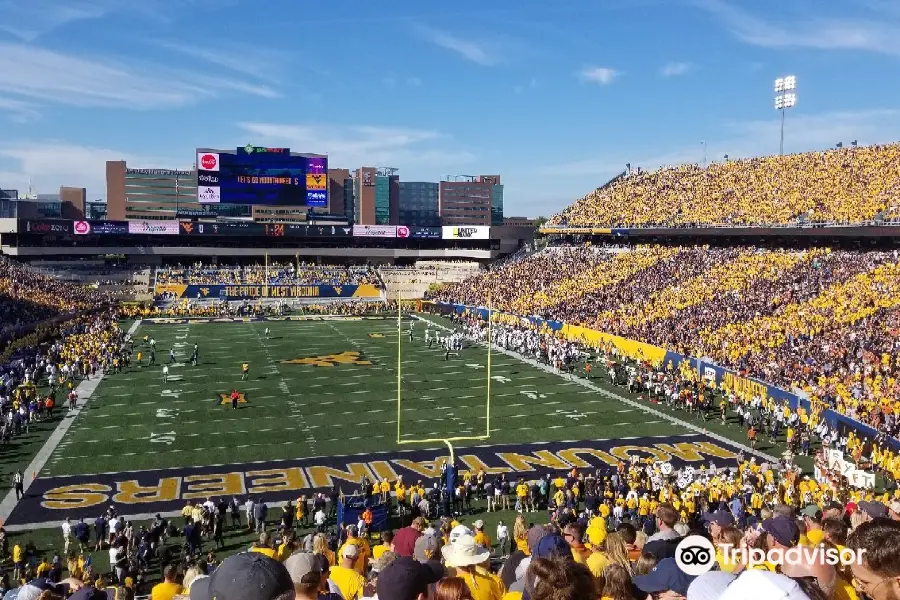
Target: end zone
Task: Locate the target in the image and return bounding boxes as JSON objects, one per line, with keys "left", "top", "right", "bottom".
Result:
{"left": 6, "top": 433, "right": 758, "bottom": 530}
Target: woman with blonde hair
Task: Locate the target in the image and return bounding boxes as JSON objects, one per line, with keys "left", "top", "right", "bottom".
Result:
{"left": 312, "top": 533, "right": 335, "bottom": 566}
{"left": 603, "top": 532, "right": 632, "bottom": 573}
{"left": 513, "top": 514, "right": 529, "bottom": 554}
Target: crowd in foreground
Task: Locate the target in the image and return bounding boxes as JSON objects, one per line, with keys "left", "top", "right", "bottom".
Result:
{"left": 7, "top": 445, "right": 900, "bottom": 600}
{"left": 432, "top": 244, "right": 900, "bottom": 441}
{"left": 548, "top": 143, "right": 900, "bottom": 227}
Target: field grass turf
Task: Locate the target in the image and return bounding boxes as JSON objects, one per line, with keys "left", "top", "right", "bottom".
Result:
{"left": 40, "top": 317, "right": 726, "bottom": 477}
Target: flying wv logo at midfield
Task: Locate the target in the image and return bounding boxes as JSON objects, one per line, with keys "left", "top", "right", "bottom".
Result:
{"left": 281, "top": 351, "right": 372, "bottom": 367}
{"left": 218, "top": 392, "right": 247, "bottom": 405}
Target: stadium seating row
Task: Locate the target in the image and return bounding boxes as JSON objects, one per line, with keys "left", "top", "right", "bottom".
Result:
{"left": 0, "top": 257, "right": 113, "bottom": 351}
{"left": 549, "top": 144, "right": 900, "bottom": 227}
{"left": 155, "top": 263, "right": 379, "bottom": 286}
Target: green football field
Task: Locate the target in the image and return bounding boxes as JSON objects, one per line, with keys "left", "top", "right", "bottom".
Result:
{"left": 42, "top": 316, "right": 734, "bottom": 477}
{"left": 2, "top": 312, "right": 805, "bottom": 536}
{"left": 2, "top": 313, "right": 806, "bottom": 575}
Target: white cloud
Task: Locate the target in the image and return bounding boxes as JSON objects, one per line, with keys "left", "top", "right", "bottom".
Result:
{"left": 152, "top": 40, "right": 285, "bottom": 82}
{"left": 0, "top": 97, "right": 42, "bottom": 123}
{"left": 0, "top": 0, "right": 175, "bottom": 41}
{"left": 235, "top": 122, "right": 476, "bottom": 170}
{"left": 0, "top": 141, "right": 182, "bottom": 199}
{"left": 578, "top": 66, "right": 620, "bottom": 84}
{"left": 0, "top": 42, "right": 280, "bottom": 111}
{"left": 414, "top": 25, "right": 499, "bottom": 66}
{"left": 406, "top": 77, "right": 423, "bottom": 87}
{"left": 0, "top": 0, "right": 113, "bottom": 41}
{"left": 694, "top": 0, "right": 900, "bottom": 57}
{"left": 661, "top": 61, "right": 693, "bottom": 77}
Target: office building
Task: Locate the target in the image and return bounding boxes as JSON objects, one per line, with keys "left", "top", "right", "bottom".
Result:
{"left": 439, "top": 175, "right": 503, "bottom": 226}
{"left": 398, "top": 182, "right": 440, "bottom": 226}
{"left": 106, "top": 161, "right": 199, "bottom": 220}
{"left": 353, "top": 167, "right": 376, "bottom": 224}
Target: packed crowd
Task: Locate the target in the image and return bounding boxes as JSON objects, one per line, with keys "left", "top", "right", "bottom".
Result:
{"left": 549, "top": 144, "right": 900, "bottom": 227}
{"left": 434, "top": 244, "right": 900, "bottom": 440}
{"left": 119, "top": 300, "right": 396, "bottom": 320}
{"left": 1, "top": 310, "right": 125, "bottom": 474}
{"left": 9, "top": 435, "right": 900, "bottom": 600}
{"left": 0, "top": 257, "right": 113, "bottom": 351}
{"left": 156, "top": 264, "right": 380, "bottom": 287}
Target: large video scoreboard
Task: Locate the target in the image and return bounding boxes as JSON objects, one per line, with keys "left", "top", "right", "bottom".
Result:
{"left": 196, "top": 146, "right": 328, "bottom": 207}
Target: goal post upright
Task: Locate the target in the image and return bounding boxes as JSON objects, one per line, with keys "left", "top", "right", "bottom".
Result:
{"left": 396, "top": 289, "right": 402, "bottom": 444}
{"left": 486, "top": 298, "right": 492, "bottom": 438}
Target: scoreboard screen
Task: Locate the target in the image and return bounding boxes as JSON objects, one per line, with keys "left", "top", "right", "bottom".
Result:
{"left": 196, "top": 147, "right": 328, "bottom": 207}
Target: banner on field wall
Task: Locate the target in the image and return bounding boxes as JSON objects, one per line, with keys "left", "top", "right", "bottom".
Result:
{"left": 154, "top": 283, "right": 381, "bottom": 300}
{"left": 434, "top": 301, "right": 900, "bottom": 452}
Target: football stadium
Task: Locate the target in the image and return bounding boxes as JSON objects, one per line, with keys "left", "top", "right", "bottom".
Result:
{"left": 3, "top": 20, "right": 900, "bottom": 600}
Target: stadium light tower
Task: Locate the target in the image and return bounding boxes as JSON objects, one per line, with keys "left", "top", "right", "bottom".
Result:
{"left": 774, "top": 75, "right": 797, "bottom": 155}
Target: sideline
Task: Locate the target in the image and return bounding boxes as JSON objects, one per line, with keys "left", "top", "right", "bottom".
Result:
{"left": 412, "top": 313, "right": 778, "bottom": 463}
{"left": 0, "top": 320, "right": 142, "bottom": 526}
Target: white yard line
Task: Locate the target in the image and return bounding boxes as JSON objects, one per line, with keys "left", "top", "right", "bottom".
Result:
{"left": 412, "top": 314, "right": 777, "bottom": 462}
{"left": 0, "top": 320, "right": 142, "bottom": 524}
{"left": 251, "top": 323, "right": 317, "bottom": 454}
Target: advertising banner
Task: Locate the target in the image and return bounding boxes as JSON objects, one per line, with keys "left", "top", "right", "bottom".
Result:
{"left": 353, "top": 225, "right": 397, "bottom": 238}
{"left": 20, "top": 220, "right": 72, "bottom": 235}
{"left": 407, "top": 226, "right": 442, "bottom": 239}
{"left": 155, "top": 283, "right": 381, "bottom": 300}
{"left": 127, "top": 220, "right": 179, "bottom": 235}
{"left": 441, "top": 226, "right": 490, "bottom": 240}
{"left": 73, "top": 220, "right": 129, "bottom": 235}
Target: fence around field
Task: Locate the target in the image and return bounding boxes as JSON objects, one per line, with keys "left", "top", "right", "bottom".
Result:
{"left": 429, "top": 301, "right": 898, "bottom": 453}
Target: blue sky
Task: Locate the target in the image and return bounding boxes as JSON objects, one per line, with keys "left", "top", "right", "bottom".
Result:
{"left": 1, "top": 0, "right": 900, "bottom": 216}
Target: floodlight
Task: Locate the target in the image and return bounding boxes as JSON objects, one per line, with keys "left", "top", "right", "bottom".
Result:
{"left": 773, "top": 75, "right": 798, "bottom": 155}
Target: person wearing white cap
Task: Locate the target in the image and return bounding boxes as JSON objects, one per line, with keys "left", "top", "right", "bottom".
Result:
{"left": 473, "top": 519, "right": 492, "bottom": 551}
{"left": 442, "top": 534, "right": 502, "bottom": 600}
{"left": 888, "top": 500, "right": 900, "bottom": 522}
{"left": 284, "top": 552, "right": 324, "bottom": 600}
{"left": 449, "top": 524, "right": 473, "bottom": 545}
{"left": 330, "top": 544, "right": 365, "bottom": 600}
{"left": 687, "top": 570, "right": 812, "bottom": 600}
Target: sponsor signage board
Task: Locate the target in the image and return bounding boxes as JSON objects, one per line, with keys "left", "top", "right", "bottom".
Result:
{"left": 73, "top": 220, "right": 129, "bottom": 235}
{"left": 126, "top": 168, "right": 193, "bottom": 177}
{"left": 21, "top": 220, "right": 72, "bottom": 234}
{"left": 127, "top": 220, "right": 179, "bottom": 235}
{"left": 441, "top": 225, "right": 491, "bottom": 240}
{"left": 352, "top": 225, "right": 397, "bottom": 238}
{"left": 407, "top": 226, "right": 442, "bottom": 239}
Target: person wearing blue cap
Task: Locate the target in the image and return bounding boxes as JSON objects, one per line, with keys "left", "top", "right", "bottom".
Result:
{"left": 762, "top": 515, "right": 800, "bottom": 551}
{"left": 633, "top": 557, "right": 696, "bottom": 599}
